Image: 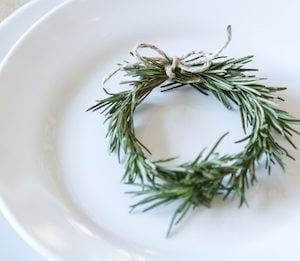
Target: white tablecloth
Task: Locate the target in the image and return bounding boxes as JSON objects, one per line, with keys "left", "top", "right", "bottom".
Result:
{"left": 0, "top": 0, "right": 30, "bottom": 21}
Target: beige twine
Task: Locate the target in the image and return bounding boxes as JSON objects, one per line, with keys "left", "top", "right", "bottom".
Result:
{"left": 103, "top": 25, "right": 232, "bottom": 83}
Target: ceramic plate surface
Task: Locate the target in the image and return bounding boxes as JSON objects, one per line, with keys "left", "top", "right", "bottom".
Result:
{"left": 0, "top": 0, "right": 64, "bottom": 259}
{"left": 1, "top": 0, "right": 300, "bottom": 260}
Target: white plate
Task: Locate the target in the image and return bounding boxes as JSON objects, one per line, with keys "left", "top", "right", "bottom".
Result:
{"left": 0, "top": 0, "right": 64, "bottom": 260}
{"left": 1, "top": 0, "right": 300, "bottom": 260}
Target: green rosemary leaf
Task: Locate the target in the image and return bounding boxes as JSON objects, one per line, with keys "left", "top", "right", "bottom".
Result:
{"left": 204, "top": 132, "right": 229, "bottom": 161}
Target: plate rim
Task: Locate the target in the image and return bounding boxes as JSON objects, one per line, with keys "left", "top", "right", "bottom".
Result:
{"left": 1, "top": 1, "right": 300, "bottom": 260}
{"left": 0, "top": 0, "right": 74, "bottom": 260}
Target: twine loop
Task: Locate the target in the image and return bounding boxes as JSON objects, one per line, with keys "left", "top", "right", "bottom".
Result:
{"left": 103, "top": 25, "right": 232, "bottom": 83}
{"left": 133, "top": 25, "right": 232, "bottom": 80}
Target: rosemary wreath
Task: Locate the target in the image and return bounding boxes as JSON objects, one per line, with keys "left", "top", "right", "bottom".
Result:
{"left": 89, "top": 26, "right": 300, "bottom": 236}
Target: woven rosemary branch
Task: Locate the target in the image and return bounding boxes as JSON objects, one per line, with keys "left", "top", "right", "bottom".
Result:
{"left": 88, "top": 26, "right": 300, "bottom": 236}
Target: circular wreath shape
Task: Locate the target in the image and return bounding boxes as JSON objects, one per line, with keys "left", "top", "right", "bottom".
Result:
{"left": 89, "top": 31, "right": 299, "bottom": 236}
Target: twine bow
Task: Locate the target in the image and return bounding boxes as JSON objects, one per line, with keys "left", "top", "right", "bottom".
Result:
{"left": 103, "top": 25, "right": 232, "bottom": 83}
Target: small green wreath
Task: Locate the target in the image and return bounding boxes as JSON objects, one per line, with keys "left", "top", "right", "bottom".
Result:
{"left": 89, "top": 26, "right": 300, "bottom": 236}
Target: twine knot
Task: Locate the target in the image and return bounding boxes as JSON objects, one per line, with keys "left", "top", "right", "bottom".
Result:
{"left": 164, "top": 56, "right": 180, "bottom": 79}
{"left": 103, "top": 25, "right": 232, "bottom": 84}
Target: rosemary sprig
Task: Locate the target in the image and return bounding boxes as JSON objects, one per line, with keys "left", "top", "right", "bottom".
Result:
{"left": 89, "top": 29, "right": 299, "bottom": 236}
